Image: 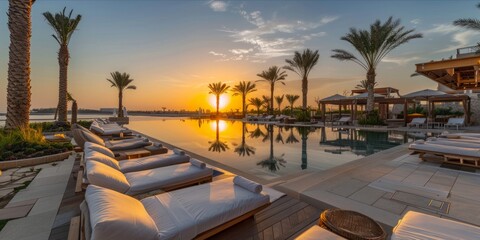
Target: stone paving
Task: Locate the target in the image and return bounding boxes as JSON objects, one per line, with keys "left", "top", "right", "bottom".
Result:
{"left": 276, "top": 143, "right": 480, "bottom": 228}
{"left": 0, "top": 154, "right": 75, "bottom": 240}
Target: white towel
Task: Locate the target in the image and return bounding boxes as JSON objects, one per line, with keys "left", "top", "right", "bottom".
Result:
{"left": 173, "top": 148, "right": 185, "bottom": 155}
{"left": 189, "top": 159, "right": 206, "bottom": 169}
{"left": 234, "top": 176, "right": 262, "bottom": 194}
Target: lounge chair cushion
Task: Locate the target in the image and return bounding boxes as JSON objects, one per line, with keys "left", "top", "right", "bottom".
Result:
{"left": 409, "top": 143, "right": 480, "bottom": 158}
{"left": 118, "top": 153, "right": 191, "bottom": 173}
{"left": 234, "top": 176, "right": 262, "bottom": 193}
{"left": 80, "top": 129, "right": 105, "bottom": 146}
{"left": 84, "top": 142, "right": 115, "bottom": 158}
{"left": 79, "top": 201, "right": 92, "bottom": 240}
{"left": 105, "top": 139, "right": 152, "bottom": 151}
{"left": 295, "top": 225, "right": 346, "bottom": 240}
{"left": 141, "top": 177, "right": 269, "bottom": 239}
{"left": 86, "top": 161, "right": 130, "bottom": 194}
{"left": 124, "top": 163, "right": 213, "bottom": 195}
{"left": 85, "top": 185, "right": 159, "bottom": 240}
{"left": 85, "top": 150, "right": 121, "bottom": 171}
{"left": 392, "top": 211, "right": 480, "bottom": 240}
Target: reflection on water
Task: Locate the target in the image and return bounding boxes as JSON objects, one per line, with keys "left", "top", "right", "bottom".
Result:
{"left": 128, "top": 117, "right": 433, "bottom": 181}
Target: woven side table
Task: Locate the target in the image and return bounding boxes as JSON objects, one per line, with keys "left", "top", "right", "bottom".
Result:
{"left": 320, "top": 209, "right": 386, "bottom": 240}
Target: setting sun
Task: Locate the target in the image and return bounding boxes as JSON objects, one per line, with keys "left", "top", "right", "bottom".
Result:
{"left": 209, "top": 94, "right": 229, "bottom": 110}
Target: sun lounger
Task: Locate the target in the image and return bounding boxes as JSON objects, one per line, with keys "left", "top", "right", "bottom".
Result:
{"left": 409, "top": 140, "right": 480, "bottom": 167}
{"left": 408, "top": 117, "right": 426, "bottom": 128}
{"left": 85, "top": 159, "right": 213, "bottom": 195}
{"left": 84, "top": 143, "right": 190, "bottom": 173}
{"left": 78, "top": 176, "right": 270, "bottom": 240}
{"left": 444, "top": 117, "right": 465, "bottom": 130}
{"left": 73, "top": 129, "right": 152, "bottom": 151}
{"left": 441, "top": 132, "right": 480, "bottom": 139}
{"left": 90, "top": 121, "right": 132, "bottom": 135}
{"left": 392, "top": 211, "right": 480, "bottom": 239}
{"left": 425, "top": 138, "right": 480, "bottom": 149}
{"left": 333, "top": 116, "right": 351, "bottom": 126}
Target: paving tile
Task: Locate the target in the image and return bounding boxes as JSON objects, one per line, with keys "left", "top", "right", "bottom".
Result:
{"left": 349, "top": 186, "right": 386, "bottom": 205}
{"left": 328, "top": 178, "right": 369, "bottom": 197}
{"left": 28, "top": 194, "right": 63, "bottom": 215}
{"left": 352, "top": 170, "right": 385, "bottom": 182}
{"left": 0, "top": 210, "right": 57, "bottom": 240}
{"left": 0, "top": 204, "right": 34, "bottom": 220}
{"left": 427, "top": 171, "right": 457, "bottom": 187}
{"left": 402, "top": 169, "right": 435, "bottom": 186}
{"left": 9, "top": 182, "right": 67, "bottom": 204}
{"left": 447, "top": 195, "right": 480, "bottom": 225}
{"left": 450, "top": 182, "right": 480, "bottom": 202}
{"left": 391, "top": 191, "right": 431, "bottom": 207}
{"left": 424, "top": 182, "right": 453, "bottom": 192}
{"left": 373, "top": 198, "right": 407, "bottom": 215}
{"left": 455, "top": 173, "right": 480, "bottom": 186}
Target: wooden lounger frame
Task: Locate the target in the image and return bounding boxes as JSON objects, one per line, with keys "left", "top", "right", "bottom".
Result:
{"left": 68, "top": 201, "right": 270, "bottom": 240}
{"left": 410, "top": 147, "right": 480, "bottom": 168}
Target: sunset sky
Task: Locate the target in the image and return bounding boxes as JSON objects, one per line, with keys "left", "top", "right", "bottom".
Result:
{"left": 0, "top": 0, "right": 479, "bottom": 112}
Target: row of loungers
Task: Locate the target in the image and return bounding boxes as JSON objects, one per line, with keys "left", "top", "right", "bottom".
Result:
{"left": 409, "top": 132, "right": 480, "bottom": 168}
{"left": 89, "top": 118, "right": 132, "bottom": 135}
{"left": 73, "top": 140, "right": 272, "bottom": 240}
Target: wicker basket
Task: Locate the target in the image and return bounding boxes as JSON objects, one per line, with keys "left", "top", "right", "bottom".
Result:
{"left": 320, "top": 209, "right": 386, "bottom": 240}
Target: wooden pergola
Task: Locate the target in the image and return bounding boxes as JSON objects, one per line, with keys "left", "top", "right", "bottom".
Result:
{"left": 351, "top": 87, "right": 401, "bottom": 98}
{"left": 427, "top": 95, "right": 471, "bottom": 124}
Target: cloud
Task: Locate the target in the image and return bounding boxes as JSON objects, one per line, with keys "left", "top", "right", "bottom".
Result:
{"left": 423, "top": 23, "right": 480, "bottom": 53}
{"left": 410, "top": 19, "right": 421, "bottom": 25}
{"left": 382, "top": 56, "right": 421, "bottom": 65}
{"left": 208, "top": 51, "right": 226, "bottom": 57}
{"left": 215, "top": 9, "right": 337, "bottom": 62}
{"left": 209, "top": 1, "right": 227, "bottom": 12}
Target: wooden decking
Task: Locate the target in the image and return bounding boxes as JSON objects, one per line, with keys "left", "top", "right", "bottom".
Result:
{"left": 47, "top": 158, "right": 321, "bottom": 240}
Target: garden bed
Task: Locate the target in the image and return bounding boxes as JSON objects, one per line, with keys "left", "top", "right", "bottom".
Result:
{"left": 0, "top": 151, "right": 72, "bottom": 170}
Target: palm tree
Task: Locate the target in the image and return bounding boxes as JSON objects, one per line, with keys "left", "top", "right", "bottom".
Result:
{"left": 208, "top": 82, "right": 230, "bottom": 116}
{"left": 331, "top": 17, "right": 422, "bottom": 114}
{"left": 355, "top": 79, "right": 378, "bottom": 90}
{"left": 249, "top": 97, "right": 263, "bottom": 115}
{"left": 257, "top": 66, "right": 287, "bottom": 115}
{"left": 261, "top": 95, "right": 271, "bottom": 112}
{"left": 297, "top": 127, "right": 311, "bottom": 170}
{"left": 5, "top": 0, "right": 35, "bottom": 129}
{"left": 208, "top": 120, "right": 229, "bottom": 153}
{"left": 284, "top": 49, "right": 320, "bottom": 113}
{"left": 232, "top": 81, "right": 257, "bottom": 117}
{"left": 234, "top": 122, "right": 255, "bottom": 156}
{"left": 286, "top": 127, "right": 299, "bottom": 144}
{"left": 275, "top": 95, "right": 284, "bottom": 113}
{"left": 43, "top": 8, "right": 82, "bottom": 123}
{"left": 249, "top": 124, "right": 266, "bottom": 139}
{"left": 453, "top": 3, "right": 480, "bottom": 52}
{"left": 107, "top": 71, "right": 137, "bottom": 117}
{"left": 285, "top": 94, "right": 300, "bottom": 116}
{"left": 67, "top": 92, "right": 78, "bottom": 124}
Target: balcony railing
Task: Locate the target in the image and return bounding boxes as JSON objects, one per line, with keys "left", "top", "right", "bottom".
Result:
{"left": 457, "top": 45, "right": 480, "bottom": 58}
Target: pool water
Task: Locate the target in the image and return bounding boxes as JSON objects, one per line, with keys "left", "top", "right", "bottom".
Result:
{"left": 128, "top": 117, "right": 432, "bottom": 181}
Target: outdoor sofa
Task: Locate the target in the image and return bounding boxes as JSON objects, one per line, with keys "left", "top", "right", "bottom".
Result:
{"left": 77, "top": 177, "right": 270, "bottom": 240}
{"left": 85, "top": 159, "right": 213, "bottom": 196}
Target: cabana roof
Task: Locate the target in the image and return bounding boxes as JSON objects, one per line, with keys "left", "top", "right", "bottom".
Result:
{"left": 321, "top": 94, "right": 347, "bottom": 101}
{"left": 349, "top": 92, "right": 386, "bottom": 99}
{"left": 403, "top": 89, "right": 446, "bottom": 99}
{"left": 351, "top": 87, "right": 400, "bottom": 97}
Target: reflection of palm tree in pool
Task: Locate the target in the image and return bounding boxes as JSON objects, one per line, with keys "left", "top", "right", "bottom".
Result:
{"left": 249, "top": 124, "right": 266, "bottom": 139}
{"left": 286, "top": 127, "right": 299, "bottom": 144}
{"left": 257, "top": 125, "right": 286, "bottom": 172}
{"left": 275, "top": 126, "right": 284, "bottom": 144}
{"left": 297, "top": 127, "right": 311, "bottom": 170}
{"left": 234, "top": 122, "right": 256, "bottom": 157}
{"left": 208, "top": 119, "right": 229, "bottom": 153}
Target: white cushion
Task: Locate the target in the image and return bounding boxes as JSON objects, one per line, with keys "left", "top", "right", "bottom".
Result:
{"left": 85, "top": 150, "right": 121, "bottom": 171}
{"left": 85, "top": 142, "right": 115, "bottom": 158}
{"left": 86, "top": 161, "right": 130, "bottom": 194}
{"left": 85, "top": 185, "right": 159, "bottom": 240}
{"left": 80, "top": 129, "right": 105, "bottom": 146}
{"left": 392, "top": 211, "right": 480, "bottom": 240}
{"left": 295, "top": 225, "right": 346, "bottom": 240}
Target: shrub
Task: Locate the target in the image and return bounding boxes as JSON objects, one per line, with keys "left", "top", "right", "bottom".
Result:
{"left": 295, "top": 110, "right": 311, "bottom": 122}
{"left": 76, "top": 120, "right": 93, "bottom": 129}
{"left": 358, "top": 111, "right": 385, "bottom": 126}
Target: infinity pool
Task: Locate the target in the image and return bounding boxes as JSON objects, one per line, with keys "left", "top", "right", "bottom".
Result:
{"left": 129, "top": 116, "right": 432, "bottom": 181}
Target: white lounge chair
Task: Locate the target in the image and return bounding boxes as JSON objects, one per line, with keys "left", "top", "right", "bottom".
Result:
{"left": 84, "top": 142, "right": 190, "bottom": 173}
{"left": 392, "top": 211, "right": 480, "bottom": 239}
{"left": 408, "top": 117, "right": 426, "bottom": 128}
{"left": 85, "top": 159, "right": 213, "bottom": 195}
{"left": 425, "top": 138, "right": 480, "bottom": 149}
{"left": 444, "top": 117, "right": 465, "bottom": 130}
{"left": 73, "top": 129, "right": 152, "bottom": 151}
{"left": 333, "top": 116, "right": 351, "bottom": 126}
{"left": 79, "top": 177, "right": 270, "bottom": 240}
{"left": 90, "top": 120, "right": 131, "bottom": 135}
{"left": 409, "top": 140, "right": 480, "bottom": 168}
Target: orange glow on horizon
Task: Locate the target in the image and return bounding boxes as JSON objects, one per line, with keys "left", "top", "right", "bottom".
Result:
{"left": 208, "top": 94, "right": 229, "bottom": 111}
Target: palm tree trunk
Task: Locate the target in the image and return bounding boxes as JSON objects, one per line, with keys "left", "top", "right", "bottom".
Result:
{"left": 301, "top": 129, "right": 308, "bottom": 170}
{"left": 6, "top": 0, "right": 33, "bottom": 129}
{"left": 257, "top": 107, "right": 260, "bottom": 115}
{"left": 242, "top": 95, "right": 246, "bottom": 117}
{"left": 302, "top": 76, "right": 308, "bottom": 112}
{"left": 366, "top": 69, "right": 376, "bottom": 114}
{"left": 57, "top": 44, "right": 69, "bottom": 123}
{"left": 290, "top": 103, "right": 294, "bottom": 116}
{"left": 71, "top": 101, "right": 77, "bottom": 124}
{"left": 216, "top": 95, "right": 220, "bottom": 116}
{"left": 270, "top": 84, "right": 274, "bottom": 115}
{"left": 118, "top": 90, "right": 123, "bottom": 117}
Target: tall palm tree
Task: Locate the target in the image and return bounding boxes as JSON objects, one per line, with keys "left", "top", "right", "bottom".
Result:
{"left": 5, "top": 0, "right": 35, "bottom": 129}
{"left": 107, "top": 71, "right": 137, "bottom": 117}
{"left": 257, "top": 66, "right": 287, "bottom": 115}
{"left": 234, "top": 122, "right": 255, "bottom": 156}
{"left": 284, "top": 49, "right": 320, "bottom": 112}
{"left": 275, "top": 95, "right": 284, "bottom": 113}
{"left": 285, "top": 94, "right": 300, "bottom": 116}
{"left": 208, "top": 82, "right": 230, "bottom": 116}
{"left": 232, "top": 81, "right": 257, "bottom": 117}
{"left": 249, "top": 97, "right": 263, "bottom": 115}
{"left": 453, "top": 3, "right": 480, "bottom": 52}
{"left": 331, "top": 17, "right": 422, "bottom": 114}
{"left": 43, "top": 8, "right": 82, "bottom": 123}
{"left": 355, "top": 79, "right": 378, "bottom": 90}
